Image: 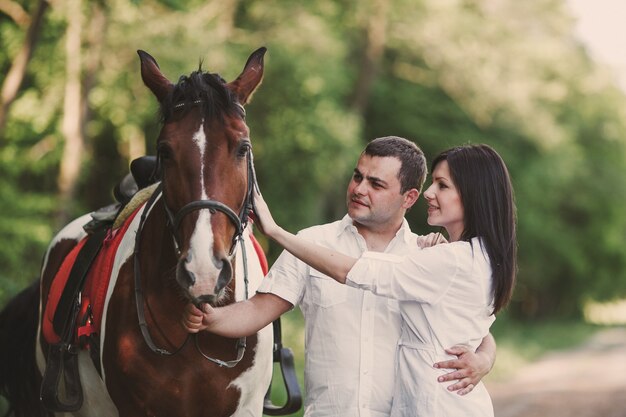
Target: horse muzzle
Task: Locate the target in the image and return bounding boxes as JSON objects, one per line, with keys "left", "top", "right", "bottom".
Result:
{"left": 176, "top": 254, "right": 233, "bottom": 307}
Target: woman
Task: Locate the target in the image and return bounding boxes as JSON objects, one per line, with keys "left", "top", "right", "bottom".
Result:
{"left": 188, "top": 143, "right": 516, "bottom": 416}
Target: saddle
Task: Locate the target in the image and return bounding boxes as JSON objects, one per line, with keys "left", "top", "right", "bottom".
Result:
{"left": 39, "top": 158, "right": 157, "bottom": 412}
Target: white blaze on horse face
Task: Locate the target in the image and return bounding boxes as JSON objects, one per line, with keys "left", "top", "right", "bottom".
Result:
{"left": 185, "top": 121, "right": 223, "bottom": 298}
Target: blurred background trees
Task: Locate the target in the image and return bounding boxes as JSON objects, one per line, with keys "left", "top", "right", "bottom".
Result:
{"left": 1, "top": 0, "right": 625, "bottom": 321}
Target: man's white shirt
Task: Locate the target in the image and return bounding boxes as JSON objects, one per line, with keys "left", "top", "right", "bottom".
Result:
{"left": 257, "top": 215, "right": 419, "bottom": 417}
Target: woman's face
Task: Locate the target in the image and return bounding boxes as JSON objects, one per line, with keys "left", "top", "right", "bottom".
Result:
{"left": 423, "top": 160, "right": 465, "bottom": 241}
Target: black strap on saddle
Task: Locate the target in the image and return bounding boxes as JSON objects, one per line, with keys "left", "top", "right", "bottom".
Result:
{"left": 263, "top": 317, "right": 303, "bottom": 415}
{"left": 40, "top": 228, "right": 108, "bottom": 412}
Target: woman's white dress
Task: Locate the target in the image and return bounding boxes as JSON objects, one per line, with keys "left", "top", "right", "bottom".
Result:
{"left": 346, "top": 237, "right": 495, "bottom": 417}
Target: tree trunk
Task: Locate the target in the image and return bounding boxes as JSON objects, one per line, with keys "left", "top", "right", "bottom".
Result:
{"left": 349, "top": 0, "right": 390, "bottom": 115}
{"left": 0, "top": 0, "right": 31, "bottom": 26}
{"left": 56, "top": 0, "right": 84, "bottom": 227}
{"left": 0, "top": 0, "right": 49, "bottom": 138}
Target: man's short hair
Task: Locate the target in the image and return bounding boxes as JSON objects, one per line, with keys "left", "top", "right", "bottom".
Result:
{"left": 363, "top": 136, "right": 427, "bottom": 193}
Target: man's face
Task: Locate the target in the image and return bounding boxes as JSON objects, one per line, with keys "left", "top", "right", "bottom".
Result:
{"left": 346, "top": 154, "right": 410, "bottom": 230}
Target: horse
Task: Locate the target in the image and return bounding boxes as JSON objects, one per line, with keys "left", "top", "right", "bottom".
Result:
{"left": 0, "top": 47, "right": 277, "bottom": 417}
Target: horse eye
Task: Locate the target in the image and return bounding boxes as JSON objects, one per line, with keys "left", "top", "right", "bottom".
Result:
{"left": 237, "top": 142, "right": 251, "bottom": 158}
{"left": 157, "top": 143, "right": 173, "bottom": 160}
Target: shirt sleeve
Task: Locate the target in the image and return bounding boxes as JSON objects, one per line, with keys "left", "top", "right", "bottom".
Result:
{"left": 256, "top": 235, "right": 309, "bottom": 308}
{"left": 345, "top": 243, "right": 460, "bottom": 304}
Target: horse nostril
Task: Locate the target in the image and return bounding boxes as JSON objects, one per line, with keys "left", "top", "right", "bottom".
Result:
{"left": 186, "top": 270, "right": 196, "bottom": 286}
{"left": 177, "top": 255, "right": 196, "bottom": 287}
{"left": 183, "top": 253, "right": 196, "bottom": 285}
{"left": 214, "top": 258, "right": 232, "bottom": 294}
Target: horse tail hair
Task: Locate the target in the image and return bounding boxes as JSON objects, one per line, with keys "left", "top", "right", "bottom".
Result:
{"left": 0, "top": 280, "right": 51, "bottom": 417}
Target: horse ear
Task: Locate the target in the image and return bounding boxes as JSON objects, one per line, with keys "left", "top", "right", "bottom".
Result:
{"left": 137, "top": 50, "right": 173, "bottom": 103}
{"left": 227, "top": 47, "right": 267, "bottom": 105}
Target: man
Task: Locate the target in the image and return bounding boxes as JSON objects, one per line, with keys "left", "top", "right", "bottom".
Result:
{"left": 183, "top": 136, "right": 495, "bottom": 417}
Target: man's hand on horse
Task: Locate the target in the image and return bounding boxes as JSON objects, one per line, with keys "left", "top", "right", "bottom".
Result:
{"left": 181, "top": 303, "right": 214, "bottom": 333}
{"left": 433, "top": 345, "right": 492, "bottom": 395}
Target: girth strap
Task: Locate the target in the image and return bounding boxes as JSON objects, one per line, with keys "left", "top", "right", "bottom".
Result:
{"left": 52, "top": 229, "right": 107, "bottom": 337}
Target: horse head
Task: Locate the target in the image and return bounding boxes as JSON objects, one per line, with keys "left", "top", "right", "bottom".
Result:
{"left": 137, "top": 48, "right": 266, "bottom": 307}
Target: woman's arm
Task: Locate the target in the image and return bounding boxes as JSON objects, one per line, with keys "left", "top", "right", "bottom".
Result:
{"left": 254, "top": 191, "right": 357, "bottom": 284}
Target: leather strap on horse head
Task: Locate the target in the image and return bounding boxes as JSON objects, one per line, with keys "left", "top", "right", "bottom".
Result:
{"left": 40, "top": 228, "right": 107, "bottom": 412}
{"left": 134, "top": 145, "right": 257, "bottom": 366}
{"left": 134, "top": 184, "right": 249, "bottom": 366}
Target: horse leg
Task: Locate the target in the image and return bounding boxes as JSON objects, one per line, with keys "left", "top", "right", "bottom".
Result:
{"left": 0, "top": 281, "right": 51, "bottom": 417}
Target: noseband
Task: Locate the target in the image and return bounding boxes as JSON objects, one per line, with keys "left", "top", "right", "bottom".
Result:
{"left": 133, "top": 102, "right": 258, "bottom": 367}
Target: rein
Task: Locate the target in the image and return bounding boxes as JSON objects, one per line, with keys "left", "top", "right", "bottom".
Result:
{"left": 133, "top": 114, "right": 258, "bottom": 367}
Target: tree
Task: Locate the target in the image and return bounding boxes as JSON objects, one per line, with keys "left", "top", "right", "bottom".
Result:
{"left": 0, "top": 0, "right": 49, "bottom": 137}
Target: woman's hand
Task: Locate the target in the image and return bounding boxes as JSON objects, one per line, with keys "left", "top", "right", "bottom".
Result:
{"left": 416, "top": 232, "right": 447, "bottom": 249}
{"left": 251, "top": 189, "right": 280, "bottom": 238}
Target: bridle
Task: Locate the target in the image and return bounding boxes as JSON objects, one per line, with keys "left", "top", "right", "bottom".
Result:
{"left": 162, "top": 146, "right": 257, "bottom": 260}
{"left": 133, "top": 101, "right": 258, "bottom": 367}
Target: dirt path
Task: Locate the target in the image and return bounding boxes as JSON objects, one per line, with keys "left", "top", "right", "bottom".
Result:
{"left": 489, "top": 327, "right": 626, "bottom": 417}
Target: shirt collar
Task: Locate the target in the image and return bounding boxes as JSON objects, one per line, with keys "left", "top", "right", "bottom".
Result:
{"left": 338, "top": 214, "right": 414, "bottom": 244}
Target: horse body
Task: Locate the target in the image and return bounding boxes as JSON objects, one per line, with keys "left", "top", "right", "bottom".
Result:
{"left": 3, "top": 47, "right": 274, "bottom": 417}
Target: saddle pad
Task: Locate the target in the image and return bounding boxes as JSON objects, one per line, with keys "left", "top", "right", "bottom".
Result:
{"left": 249, "top": 231, "right": 268, "bottom": 276}
{"left": 43, "top": 207, "right": 141, "bottom": 344}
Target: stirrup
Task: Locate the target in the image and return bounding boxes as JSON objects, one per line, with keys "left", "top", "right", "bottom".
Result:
{"left": 263, "top": 318, "right": 302, "bottom": 415}
{"left": 40, "top": 342, "right": 83, "bottom": 412}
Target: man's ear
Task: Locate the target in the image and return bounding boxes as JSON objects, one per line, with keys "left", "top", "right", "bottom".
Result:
{"left": 403, "top": 189, "right": 420, "bottom": 209}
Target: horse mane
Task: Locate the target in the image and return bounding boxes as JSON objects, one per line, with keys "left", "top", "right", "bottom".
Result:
{"left": 160, "top": 68, "right": 239, "bottom": 122}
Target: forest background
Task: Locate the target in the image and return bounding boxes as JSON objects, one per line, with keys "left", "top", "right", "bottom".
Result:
{"left": 1, "top": 0, "right": 625, "bottom": 414}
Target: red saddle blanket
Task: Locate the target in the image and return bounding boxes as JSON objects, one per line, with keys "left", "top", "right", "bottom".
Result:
{"left": 43, "top": 208, "right": 269, "bottom": 346}
{"left": 42, "top": 208, "right": 141, "bottom": 345}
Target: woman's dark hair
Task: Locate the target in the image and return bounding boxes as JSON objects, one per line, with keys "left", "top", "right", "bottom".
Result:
{"left": 431, "top": 144, "right": 517, "bottom": 314}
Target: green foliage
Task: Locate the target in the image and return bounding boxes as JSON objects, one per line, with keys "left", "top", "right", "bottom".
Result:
{"left": 0, "top": 179, "right": 55, "bottom": 305}
{"left": 2, "top": 1, "right": 626, "bottom": 415}
{"left": 1, "top": 0, "right": 626, "bottom": 322}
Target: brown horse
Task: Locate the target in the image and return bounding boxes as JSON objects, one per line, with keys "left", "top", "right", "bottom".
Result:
{"left": 0, "top": 47, "right": 276, "bottom": 417}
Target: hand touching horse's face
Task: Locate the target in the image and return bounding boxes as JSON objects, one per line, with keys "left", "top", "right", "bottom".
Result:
{"left": 138, "top": 48, "right": 265, "bottom": 306}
